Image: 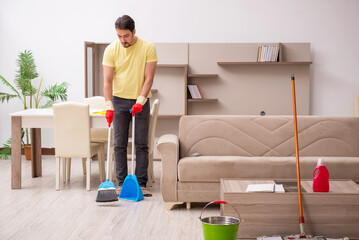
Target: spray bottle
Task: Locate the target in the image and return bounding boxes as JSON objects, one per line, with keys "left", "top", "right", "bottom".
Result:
{"left": 313, "top": 158, "right": 329, "bottom": 192}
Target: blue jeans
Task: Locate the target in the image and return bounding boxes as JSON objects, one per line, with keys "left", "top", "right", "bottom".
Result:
{"left": 112, "top": 96, "right": 150, "bottom": 187}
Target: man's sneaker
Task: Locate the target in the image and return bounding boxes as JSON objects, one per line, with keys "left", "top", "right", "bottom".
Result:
{"left": 141, "top": 187, "right": 152, "bottom": 197}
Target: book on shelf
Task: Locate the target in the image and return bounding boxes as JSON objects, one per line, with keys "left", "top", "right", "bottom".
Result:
{"left": 246, "top": 183, "right": 285, "bottom": 193}
{"left": 187, "top": 84, "right": 202, "bottom": 99}
{"left": 257, "top": 45, "right": 280, "bottom": 62}
{"left": 257, "top": 46, "right": 262, "bottom": 62}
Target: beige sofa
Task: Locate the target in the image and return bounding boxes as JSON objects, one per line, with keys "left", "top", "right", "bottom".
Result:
{"left": 157, "top": 115, "right": 359, "bottom": 210}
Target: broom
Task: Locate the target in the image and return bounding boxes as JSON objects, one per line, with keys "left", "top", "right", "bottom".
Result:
{"left": 96, "top": 125, "right": 118, "bottom": 202}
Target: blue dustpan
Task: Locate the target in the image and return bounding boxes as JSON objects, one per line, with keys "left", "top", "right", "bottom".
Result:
{"left": 118, "top": 112, "right": 144, "bottom": 202}
{"left": 119, "top": 175, "right": 144, "bottom": 202}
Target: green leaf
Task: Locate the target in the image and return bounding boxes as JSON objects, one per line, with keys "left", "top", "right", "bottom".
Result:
{"left": 42, "top": 82, "right": 69, "bottom": 102}
{"left": 0, "top": 75, "right": 21, "bottom": 100}
{"left": 14, "top": 50, "right": 39, "bottom": 98}
{"left": 16, "top": 50, "right": 39, "bottom": 81}
{"left": 0, "top": 137, "right": 12, "bottom": 160}
{"left": 0, "top": 148, "right": 11, "bottom": 160}
{"left": 41, "top": 99, "right": 55, "bottom": 109}
{"left": 15, "top": 73, "right": 32, "bottom": 96}
{"left": 0, "top": 132, "right": 26, "bottom": 160}
{"left": 0, "top": 92, "right": 18, "bottom": 103}
{"left": 34, "top": 77, "right": 43, "bottom": 108}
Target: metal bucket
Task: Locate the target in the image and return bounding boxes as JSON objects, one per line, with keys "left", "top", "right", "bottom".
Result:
{"left": 199, "top": 201, "right": 242, "bottom": 240}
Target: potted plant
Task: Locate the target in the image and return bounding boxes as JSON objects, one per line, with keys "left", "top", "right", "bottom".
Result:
{"left": 0, "top": 50, "right": 69, "bottom": 160}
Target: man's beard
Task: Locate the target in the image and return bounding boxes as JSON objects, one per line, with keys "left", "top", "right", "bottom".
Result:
{"left": 122, "top": 42, "right": 130, "bottom": 48}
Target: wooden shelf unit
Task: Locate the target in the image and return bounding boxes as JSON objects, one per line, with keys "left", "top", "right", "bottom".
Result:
{"left": 84, "top": 42, "right": 311, "bottom": 136}
{"left": 187, "top": 42, "right": 311, "bottom": 116}
{"left": 217, "top": 61, "right": 312, "bottom": 65}
{"left": 152, "top": 63, "right": 188, "bottom": 117}
{"left": 216, "top": 42, "right": 311, "bottom": 66}
{"left": 187, "top": 74, "right": 219, "bottom": 78}
{"left": 187, "top": 74, "right": 218, "bottom": 102}
{"left": 158, "top": 115, "right": 183, "bottom": 118}
{"left": 187, "top": 98, "right": 218, "bottom": 103}
{"left": 157, "top": 64, "right": 188, "bottom": 68}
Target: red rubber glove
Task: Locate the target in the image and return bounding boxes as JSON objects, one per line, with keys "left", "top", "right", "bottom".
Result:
{"left": 105, "top": 110, "right": 114, "bottom": 127}
{"left": 130, "top": 103, "right": 142, "bottom": 116}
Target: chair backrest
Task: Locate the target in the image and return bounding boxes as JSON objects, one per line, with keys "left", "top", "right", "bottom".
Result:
{"left": 53, "top": 102, "right": 92, "bottom": 158}
{"left": 84, "top": 96, "right": 109, "bottom": 140}
{"left": 355, "top": 93, "right": 359, "bottom": 117}
{"left": 84, "top": 96, "right": 105, "bottom": 109}
{"left": 148, "top": 99, "right": 160, "bottom": 153}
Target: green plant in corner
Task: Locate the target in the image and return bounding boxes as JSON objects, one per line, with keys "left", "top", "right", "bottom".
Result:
{"left": 0, "top": 50, "right": 69, "bottom": 159}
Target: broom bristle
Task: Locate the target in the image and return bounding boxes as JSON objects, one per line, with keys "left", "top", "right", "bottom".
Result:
{"left": 96, "top": 189, "right": 118, "bottom": 202}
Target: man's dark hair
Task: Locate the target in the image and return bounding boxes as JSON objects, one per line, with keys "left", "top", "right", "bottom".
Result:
{"left": 115, "top": 15, "right": 135, "bottom": 32}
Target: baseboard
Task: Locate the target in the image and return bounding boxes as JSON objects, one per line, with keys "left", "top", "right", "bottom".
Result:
{"left": 0, "top": 148, "right": 161, "bottom": 160}
{"left": 42, "top": 148, "right": 55, "bottom": 155}
{"left": 0, "top": 147, "right": 55, "bottom": 155}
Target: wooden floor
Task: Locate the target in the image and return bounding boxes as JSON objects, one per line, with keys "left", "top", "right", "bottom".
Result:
{"left": 0, "top": 156, "right": 220, "bottom": 240}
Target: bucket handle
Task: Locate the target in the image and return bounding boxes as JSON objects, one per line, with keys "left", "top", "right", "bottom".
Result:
{"left": 199, "top": 200, "right": 242, "bottom": 222}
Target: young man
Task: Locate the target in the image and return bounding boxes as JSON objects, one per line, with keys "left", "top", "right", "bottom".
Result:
{"left": 103, "top": 15, "right": 157, "bottom": 196}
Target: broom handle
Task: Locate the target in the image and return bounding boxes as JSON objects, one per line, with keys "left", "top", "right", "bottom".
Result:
{"left": 106, "top": 126, "right": 111, "bottom": 180}
{"left": 132, "top": 114, "right": 135, "bottom": 175}
{"left": 291, "top": 74, "right": 305, "bottom": 234}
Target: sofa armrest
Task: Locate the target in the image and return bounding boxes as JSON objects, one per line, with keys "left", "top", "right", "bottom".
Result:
{"left": 156, "top": 134, "right": 179, "bottom": 202}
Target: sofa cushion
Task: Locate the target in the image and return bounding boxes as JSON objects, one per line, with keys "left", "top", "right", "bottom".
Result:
{"left": 177, "top": 156, "right": 359, "bottom": 182}
{"left": 179, "top": 116, "right": 359, "bottom": 158}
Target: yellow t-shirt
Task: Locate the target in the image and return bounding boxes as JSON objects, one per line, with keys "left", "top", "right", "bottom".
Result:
{"left": 102, "top": 37, "right": 158, "bottom": 99}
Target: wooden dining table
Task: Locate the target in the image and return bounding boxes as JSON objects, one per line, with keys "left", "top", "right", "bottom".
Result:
{"left": 10, "top": 108, "right": 107, "bottom": 189}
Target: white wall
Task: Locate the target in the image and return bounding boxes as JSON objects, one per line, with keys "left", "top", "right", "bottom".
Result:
{"left": 1, "top": 0, "right": 359, "bottom": 147}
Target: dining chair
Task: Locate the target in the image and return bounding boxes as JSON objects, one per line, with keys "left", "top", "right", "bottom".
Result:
{"left": 83, "top": 96, "right": 115, "bottom": 179}
{"left": 83, "top": 96, "right": 109, "bottom": 143}
{"left": 53, "top": 102, "right": 105, "bottom": 191}
{"left": 147, "top": 99, "right": 160, "bottom": 186}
